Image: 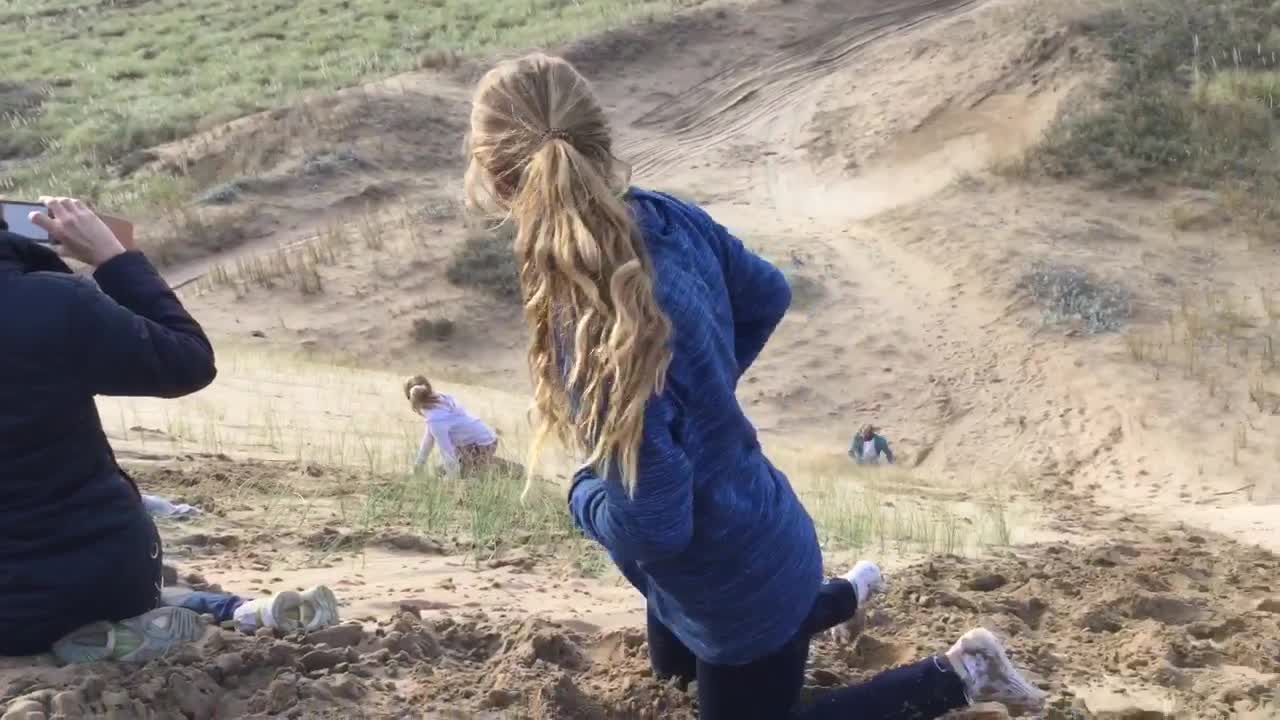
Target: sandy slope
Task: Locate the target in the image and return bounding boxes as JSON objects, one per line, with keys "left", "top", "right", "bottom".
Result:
{"left": 586, "top": 0, "right": 1249, "bottom": 548}
{"left": 572, "top": 0, "right": 1279, "bottom": 550}
{"left": 4, "top": 0, "right": 1280, "bottom": 716}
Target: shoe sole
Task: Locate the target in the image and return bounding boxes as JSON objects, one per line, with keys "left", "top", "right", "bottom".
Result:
{"left": 53, "top": 607, "right": 205, "bottom": 665}
{"left": 267, "top": 591, "right": 303, "bottom": 633}
{"left": 302, "top": 585, "right": 340, "bottom": 631}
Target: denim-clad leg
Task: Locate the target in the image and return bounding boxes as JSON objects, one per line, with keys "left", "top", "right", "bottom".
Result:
{"left": 159, "top": 587, "right": 245, "bottom": 624}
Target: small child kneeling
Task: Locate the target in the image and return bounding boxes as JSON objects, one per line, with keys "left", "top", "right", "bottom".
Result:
{"left": 404, "top": 375, "right": 499, "bottom": 478}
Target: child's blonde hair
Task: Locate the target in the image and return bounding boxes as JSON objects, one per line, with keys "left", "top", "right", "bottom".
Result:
{"left": 464, "top": 53, "right": 672, "bottom": 497}
{"left": 404, "top": 375, "right": 439, "bottom": 413}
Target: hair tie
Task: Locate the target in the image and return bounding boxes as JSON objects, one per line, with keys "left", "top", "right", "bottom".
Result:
{"left": 542, "top": 128, "right": 571, "bottom": 143}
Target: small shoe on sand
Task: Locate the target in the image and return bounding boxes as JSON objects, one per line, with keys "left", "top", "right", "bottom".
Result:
{"left": 946, "top": 628, "right": 1047, "bottom": 715}
{"left": 52, "top": 607, "right": 205, "bottom": 665}
{"left": 233, "top": 590, "right": 303, "bottom": 633}
{"left": 299, "top": 585, "right": 340, "bottom": 631}
{"left": 232, "top": 585, "right": 340, "bottom": 633}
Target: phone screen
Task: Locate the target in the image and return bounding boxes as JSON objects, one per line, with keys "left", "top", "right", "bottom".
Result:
{"left": 1, "top": 201, "right": 51, "bottom": 242}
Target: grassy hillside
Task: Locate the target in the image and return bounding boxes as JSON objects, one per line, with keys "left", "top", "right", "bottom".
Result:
{"left": 1032, "top": 0, "right": 1280, "bottom": 240}
{"left": 1, "top": 0, "right": 698, "bottom": 206}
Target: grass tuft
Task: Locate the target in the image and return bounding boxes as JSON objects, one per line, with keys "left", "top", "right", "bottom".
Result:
{"left": 446, "top": 222, "right": 520, "bottom": 302}
{"left": 412, "top": 317, "right": 457, "bottom": 343}
{"left": 1019, "top": 260, "right": 1132, "bottom": 334}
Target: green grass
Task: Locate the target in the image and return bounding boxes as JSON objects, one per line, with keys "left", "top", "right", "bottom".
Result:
{"left": 0, "top": 0, "right": 697, "bottom": 208}
{"left": 804, "top": 476, "right": 1012, "bottom": 557}
{"left": 351, "top": 460, "right": 1018, "bottom": 572}
{"left": 1027, "top": 0, "right": 1280, "bottom": 241}
{"left": 360, "top": 468, "right": 572, "bottom": 549}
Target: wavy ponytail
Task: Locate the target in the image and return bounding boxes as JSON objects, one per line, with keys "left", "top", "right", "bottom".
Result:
{"left": 464, "top": 53, "right": 672, "bottom": 496}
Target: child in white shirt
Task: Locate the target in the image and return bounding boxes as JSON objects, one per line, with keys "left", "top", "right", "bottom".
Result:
{"left": 404, "top": 375, "right": 498, "bottom": 478}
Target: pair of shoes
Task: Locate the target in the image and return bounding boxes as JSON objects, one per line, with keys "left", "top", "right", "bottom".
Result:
{"left": 50, "top": 586, "right": 342, "bottom": 666}
{"left": 52, "top": 606, "right": 205, "bottom": 665}
{"left": 233, "top": 585, "right": 339, "bottom": 634}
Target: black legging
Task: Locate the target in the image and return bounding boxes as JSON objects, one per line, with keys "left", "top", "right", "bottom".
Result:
{"left": 646, "top": 579, "right": 969, "bottom": 719}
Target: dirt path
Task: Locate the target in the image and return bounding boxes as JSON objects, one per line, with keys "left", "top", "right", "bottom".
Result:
{"left": 589, "top": 0, "right": 1070, "bottom": 499}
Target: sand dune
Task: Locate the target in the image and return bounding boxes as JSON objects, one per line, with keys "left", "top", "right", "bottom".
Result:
{"left": 3, "top": 0, "right": 1279, "bottom": 717}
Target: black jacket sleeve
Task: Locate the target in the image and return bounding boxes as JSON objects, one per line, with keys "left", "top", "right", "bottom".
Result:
{"left": 68, "top": 251, "right": 217, "bottom": 398}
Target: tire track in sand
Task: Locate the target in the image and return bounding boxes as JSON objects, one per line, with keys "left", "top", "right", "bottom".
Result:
{"left": 619, "top": 0, "right": 979, "bottom": 178}
{"left": 616, "top": 0, "right": 1065, "bottom": 485}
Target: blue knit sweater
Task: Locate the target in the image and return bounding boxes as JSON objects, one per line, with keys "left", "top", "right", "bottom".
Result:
{"left": 568, "top": 189, "right": 823, "bottom": 666}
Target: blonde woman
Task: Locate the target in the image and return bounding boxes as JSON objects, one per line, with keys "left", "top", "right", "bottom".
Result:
{"left": 405, "top": 375, "right": 498, "bottom": 478}
{"left": 462, "top": 54, "right": 1046, "bottom": 719}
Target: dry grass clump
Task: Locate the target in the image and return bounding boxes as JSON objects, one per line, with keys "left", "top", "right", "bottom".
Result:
{"left": 446, "top": 223, "right": 520, "bottom": 302}
{"left": 1019, "top": 260, "right": 1132, "bottom": 334}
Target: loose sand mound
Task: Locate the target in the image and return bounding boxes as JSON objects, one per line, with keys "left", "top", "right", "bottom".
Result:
{"left": 2, "top": 459, "right": 1275, "bottom": 719}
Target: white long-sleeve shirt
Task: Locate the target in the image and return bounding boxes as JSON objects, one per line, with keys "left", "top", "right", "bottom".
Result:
{"left": 414, "top": 395, "right": 497, "bottom": 477}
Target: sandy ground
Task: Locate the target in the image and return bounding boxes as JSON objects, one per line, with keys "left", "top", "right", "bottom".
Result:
{"left": 4, "top": 0, "right": 1280, "bottom": 716}
{"left": 2, "top": 461, "right": 1278, "bottom": 719}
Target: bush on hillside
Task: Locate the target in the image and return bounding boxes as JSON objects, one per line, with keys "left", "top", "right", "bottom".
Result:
{"left": 1031, "top": 0, "right": 1280, "bottom": 239}
{"left": 1019, "top": 260, "right": 1132, "bottom": 334}
{"left": 446, "top": 223, "right": 520, "bottom": 302}
{"left": 412, "top": 317, "right": 456, "bottom": 343}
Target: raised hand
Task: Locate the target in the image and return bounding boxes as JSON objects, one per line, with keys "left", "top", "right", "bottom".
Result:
{"left": 30, "top": 197, "right": 127, "bottom": 268}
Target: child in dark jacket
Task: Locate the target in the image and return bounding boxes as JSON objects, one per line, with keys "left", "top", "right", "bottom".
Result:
{"left": 850, "top": 424, "right": 895, "bottom": 465}
{"left": 463, "top": 54, "right": 1047, "bottom": 719}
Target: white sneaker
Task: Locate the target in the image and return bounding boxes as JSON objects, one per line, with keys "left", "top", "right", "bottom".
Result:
{"left": 232, "top": 585, "right": 340, "bottom": 633}
{"left": 299, "top": 585, "right": 340, "bottom": 631}
{"left": 844, "top": 560, "right": 887, "bottom": 605}
{"left": 825, "top": 562, "right": 884, "bottom": 644}
{"left": 233, "top": 590, "right": 303, "bottom": 633}
{"left": 946, "top": 628, "right": 1047, "bottom": 715}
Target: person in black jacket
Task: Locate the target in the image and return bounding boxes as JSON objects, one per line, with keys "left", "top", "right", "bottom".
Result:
{"left": 0, "top": 198, "right": 340, "bottom": 663}
{"left": 0, "top": 197, "right": 216, "bottom": 662}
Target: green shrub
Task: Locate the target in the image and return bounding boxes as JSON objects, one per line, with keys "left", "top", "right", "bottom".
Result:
{"left": 446, "top": 223, "right": 520, "bottom": 302}
{"left": 412, "top": 317, "right": 456, "bottom": 343}
{"left": 1035, "top": 0, "right": 1280, "bottom": 188}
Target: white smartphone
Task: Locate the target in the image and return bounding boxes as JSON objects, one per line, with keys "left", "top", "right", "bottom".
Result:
{"left": 1, "top": 200, "right": 54, "bottom": 243}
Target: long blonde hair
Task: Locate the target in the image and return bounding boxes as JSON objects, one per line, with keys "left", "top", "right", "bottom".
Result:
{"left": 464, "top": 53, "right": 672, "bottom": 496}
